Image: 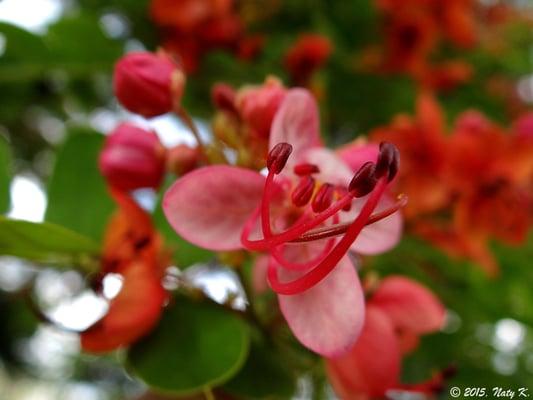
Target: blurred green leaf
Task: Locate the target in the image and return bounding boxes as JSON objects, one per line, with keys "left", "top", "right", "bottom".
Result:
{"left": 45, "top": 14, "right": 122, "bottom": 67}
{"left": 0, "top": 22, "right": 50, "bottom": 82}
{"left": 45, "top": 127, "right": 114, "bottom": 241}
{"left": 127, "top": 296, "right": 250, "bottom": 396}
{"left": 0, "top": 136, "right": 12, "bottom": 214}
{"left": 224, "top": 338, "right": 296, "bottom": 399}
{"left": 0, "top": 217, "right": 99, "bottom": 268}
{"left": 153, "top": 179, "right": 214, "bottom": 268}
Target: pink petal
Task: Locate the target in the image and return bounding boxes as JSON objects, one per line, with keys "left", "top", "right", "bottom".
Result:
{"left": 163, "top": 166, "right": 265, "bottom": 251}
{"left": 251, "top": 255, "right": 269, "bottom": 294}
{"left": 269, "top": 89, "right": 321, "bottom": 165}
{"left": 326, "top": 305, "right": 401, "bottom": 399}
{"left": 277, "top": 256, "right": 364, "bottom": 357}
{"left": 300, "top": 148, "right": 353, "bottom": 186}
{"left": 341, "top": 194, "right": 403, "bottom": 255}
{"left": 370, "top": 276, "right": 446, "bottom": 334}
{"left": 337, "top": 142, "right": 379, "bottom": 171}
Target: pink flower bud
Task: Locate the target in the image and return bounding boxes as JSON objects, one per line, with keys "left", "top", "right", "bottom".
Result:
{"left": 99, "top": 123, "right": 166, "bottom": 191}
{"left": 166, "top": 144, "right": 202, "bottom": 176}
{"left": 236, "top": 77, "right": 287, "bottom": 138}
{"left": 113, "top": 51, "right": 185, "bottom": 118}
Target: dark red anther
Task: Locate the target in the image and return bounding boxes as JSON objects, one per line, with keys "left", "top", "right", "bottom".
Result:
{"left": 267, "top": 142, "right": 293, "bottom": 174}
{"left": 349, "top": 161, "right": 377, "bottom": 197}
{"left": 294, "top": 163, "right": 320, "bottom": 176}
{"left": 376, "top": 141, "right": 400, "bottom": 182}
{"left": 291, "top": 176, "right": 315, "bottom": 207}
{"left": 312, "top": 183, "right": 334, "bottom": 213}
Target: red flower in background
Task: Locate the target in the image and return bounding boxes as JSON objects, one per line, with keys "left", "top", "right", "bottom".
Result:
{"left": 284, "top": 34, "right": 332, "bottom": 87}
{"left": 371, "top": 90, "right": 533, "bottom": 275}
{"left": 326, "top": 276, "right": 446, "bottom": 399}
{"left": 369, "top": 0, "right": 478, "bottom": 90}
{"left": 371, "top": 91, "right": 450, "bottom": 218}
{"left": 150, "top": 0, "right": 259, "bottom": 72}
{"left": 81, "top": 189, "right": 169, "bottom": 353}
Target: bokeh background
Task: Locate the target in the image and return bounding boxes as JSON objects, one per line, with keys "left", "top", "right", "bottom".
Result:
{"left": 0, "top": 0, "right": 532, "bottom": 399}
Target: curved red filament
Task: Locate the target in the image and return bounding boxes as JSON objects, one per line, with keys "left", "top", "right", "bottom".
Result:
{"left": 267, "top": 178, "right": 388, "bottom": 295}
{"left": 290, "top": 194, "right": 408, "bottom": 243}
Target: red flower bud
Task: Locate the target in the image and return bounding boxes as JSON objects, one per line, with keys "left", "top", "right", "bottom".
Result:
{"left": 211, "top": 83, "right": 238, "bottom": 114}
{"left": 237, "top": 77, "right": 287, "bottom": 138}
{"left": 166, "top": 144, "right": 202, "bottom": 176}
{"left": 113, "top": 51, "right": 185, "bottom": 118}
{"left": 99, "top": 123, "right": 166, "bottom": 191}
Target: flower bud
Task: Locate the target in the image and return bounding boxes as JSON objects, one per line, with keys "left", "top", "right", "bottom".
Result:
{"left": 166, "top": 144, "right": 202, "bottom": 176}
{"left": 99, "top": 123, "right": 166, "bottom": 191}
{"left": 236, "top": 77, "right": 287, "bottom": 138}
{"left": 113, "top": 51, "right": 185, "bottom": 118}
{"left": 211, "top": 83, "right": 238, "bottom": 114}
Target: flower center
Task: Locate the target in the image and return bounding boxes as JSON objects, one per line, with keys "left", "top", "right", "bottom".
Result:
{"left": 240, "top": 142, "right": 403, "bottom": 295}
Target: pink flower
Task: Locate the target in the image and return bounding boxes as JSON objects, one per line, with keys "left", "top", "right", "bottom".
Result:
{"left": 163, "top": 89, "right": 403, "bottom": 356}
{"left": 113, "top": 51, "right": 185, "bottom": 118}
{"left": 326, "top": 276, "right": 446, "bottom": 399}
{"left": 99, "top": 123, "right": 166, "bottom": 191}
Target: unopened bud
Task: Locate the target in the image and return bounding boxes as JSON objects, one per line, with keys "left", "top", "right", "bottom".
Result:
{"left": 113, "top": 51, "right": 185, "bottom": 118}
{"left": 291, "top": 176, "right": 315, "bottom": 207}
{"left": 99, "top": 123, "right": 166, "bottom": 191}
{"left": 212, "top": 83, "right": 238, "bottom": 114}
{"left": 349, "top": 162, "right": 377, "bottom": 197}
{"left": 166, "top": 144, "right": 202, "bottom": 176}
{"left": 267, "top": 142, "right": 292, "bottom": 174}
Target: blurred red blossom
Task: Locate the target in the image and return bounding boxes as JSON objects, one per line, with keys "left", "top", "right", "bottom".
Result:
{"left": 370, "top": 91, "right": 533, "bottom": 275}
{"left": 326, "top": 276, "right": 446, "bottom": 399}
{"left": 284, "top": 34, "right": 332, "bottom": 87}
{"left": 81, "top": 189, "right": 169, "bottom": 353}
{"left": 150, "top": 0, "right": 261, "bottom": 72}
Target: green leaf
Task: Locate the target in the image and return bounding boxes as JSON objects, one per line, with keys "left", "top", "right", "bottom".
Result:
{"left": 45, "top": 127, "right": 114, "bottom": 241}
{"left": 45, "top": 14, "right": 122, "bottom": 67}
{"left": 153, "top": 179, "right": 214, "bottom": 268}
{"left": 0, "top": 136, "right": 12, "bottom": 214}
{"left": 127, "top": 296, "right": 250, "bottom": 396}
{"left": 0, "top": 217, "right": 99, "bottom": 269}
{"left": 224, "top": 338, "right": 296, "bottom": 399}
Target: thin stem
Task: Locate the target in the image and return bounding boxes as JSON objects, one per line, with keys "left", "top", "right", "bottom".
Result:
{"left": 290, "top": 193, "right": 408, "bottom": 243}
{"left": 173, "top": 106, "right": 206, "bottom": 153}
{"left": 203, "top": 387, "right": 216, "bottom": 400}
